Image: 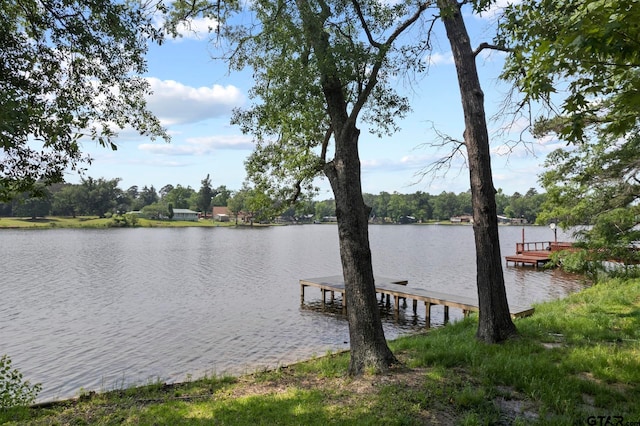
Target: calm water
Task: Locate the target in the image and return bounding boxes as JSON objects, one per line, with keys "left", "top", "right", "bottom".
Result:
{"left": 0, "top": 224, "right": 584, "bottom": 402}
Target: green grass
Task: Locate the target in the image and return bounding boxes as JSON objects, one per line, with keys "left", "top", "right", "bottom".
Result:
{"left": 0, "top": 216, "right": 239, "bottom": 229}
{"left": 2, "top": 278, "right": 639, "bottom": 425}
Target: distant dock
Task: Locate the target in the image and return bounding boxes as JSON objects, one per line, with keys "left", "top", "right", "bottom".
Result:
{"left": 299, "top": 275, "right": 534, "bottom": 328}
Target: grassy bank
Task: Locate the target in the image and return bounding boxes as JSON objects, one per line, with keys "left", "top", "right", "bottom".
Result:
{"left": 0, "top": 216, "right": 238, "bottom": 229}
{"left": 2, "top": 278, "right": 639, "bottom": 425}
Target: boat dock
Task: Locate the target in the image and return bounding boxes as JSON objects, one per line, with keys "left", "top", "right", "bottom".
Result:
{"left": 505, "top": 241, "right": 573, "bottom": 268}
{"left": 299, "top": 275, "right": 534, "bottom": 327}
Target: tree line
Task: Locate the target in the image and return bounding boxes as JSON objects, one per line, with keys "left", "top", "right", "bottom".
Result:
{"left": 0, "top": 175, "right": 230, "bottom": 220}
{"left": 0, "top": 174, "right": 547, "bottom": 224}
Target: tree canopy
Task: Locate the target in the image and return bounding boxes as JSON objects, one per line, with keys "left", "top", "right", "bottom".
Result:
{"left": 499, "top": 0, "right": 640, "bottom": 143}
{"left": 537, "top": 135, "right": 640, "bottom": 265}
{"left": 0, "top": 0, "right": 168, "bottom": 201}
{"left": 219, "top": 0, "right": 426, "bottom": 203}
{"left": 499, "top": 0, "right": 640, "bottom": 264}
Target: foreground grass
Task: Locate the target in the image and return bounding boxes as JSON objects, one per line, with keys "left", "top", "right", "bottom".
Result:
{"left": 2, "top": 278, "right": 639, "bottom": 425}
{"left": 0, "top": 216, "right": 237, "bottom": 229}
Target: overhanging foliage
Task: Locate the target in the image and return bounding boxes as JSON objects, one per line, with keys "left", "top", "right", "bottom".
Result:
{"left": 1, "top": 0, "right": 168, "bottom": 201}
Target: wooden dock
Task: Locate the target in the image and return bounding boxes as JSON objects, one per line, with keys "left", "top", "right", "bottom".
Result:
{"left": 299, "top": 275, "right": 534, "bottom": 327}
{"left": 505, "top": 251, "right": 552, "bottom": 267}
{"left": 505, "top": 241, "right": 573, "bottom": 268}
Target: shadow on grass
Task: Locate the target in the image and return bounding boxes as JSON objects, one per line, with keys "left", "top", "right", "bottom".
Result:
{"left": 135, "top": 389, "right": 333, "bottom": 425}
{"left": 16, "top": 218, "right": 59, "bottom": 223}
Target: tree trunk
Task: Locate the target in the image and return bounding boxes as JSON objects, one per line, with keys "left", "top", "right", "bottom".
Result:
{"left": 438, "top": 0, "right": 517, "bottom": 342}
{"left": 295, "top": 0, "right": 397, "bottom": 374}
{"left": 324, "top": 122, "right": 397, "bottom": 375}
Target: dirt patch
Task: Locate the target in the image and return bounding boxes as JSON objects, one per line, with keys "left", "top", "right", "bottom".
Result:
{"left": 227, "top": 365, "right": 458, "bottom": 424}
{"left": 494, "top": 396, "right": 540, "bottom": 423}
{"left": 230, "top": 364, "right": 427, "bottom": 398}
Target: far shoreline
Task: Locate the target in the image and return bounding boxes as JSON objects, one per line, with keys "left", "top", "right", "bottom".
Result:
{"left": 0, "top": 216, "right": 544, "bottom": 230}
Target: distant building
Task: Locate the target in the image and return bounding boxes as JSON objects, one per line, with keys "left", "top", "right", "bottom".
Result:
{"left": 299, "top": 214, "right": 314, "bottom": 223}
{"left": 497, "top": 215, "right": 510, "bottom": 224}
{"left": 510, "top": 217, "right": 528, "bottom": 225}
{"left": 497, "top": 215, "right": 528, "bottom": 225}
{"left": 450, "top": 215, "right": 473, "bottom": 223}
{"left": 172, "top": 208, "right": 199, "bottom": 221}
{"left": 212, "top": 206, "right": 231, "bottom": 222}
{"left": 398, "top": 215, "right": 417, "bottom": 224}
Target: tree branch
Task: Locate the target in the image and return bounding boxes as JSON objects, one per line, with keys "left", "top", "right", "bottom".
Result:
{"left": 320, "top": 126, "right": 332, "bottom": 164}
{"left": 350, "top": 2, "right": 429, "bottom": 123}
{"left": 287, "top": 180, "right": 303, "bottom": 204}
{"left": 351, "top": 0, "right": 381, "bottom": 49}
{"left": 424, "top": 13, "right": 439, "bottom": 50}
{"left": 413, "top": 122, "right": 467, "bottom": 185}
{"left": 473, "top": 42, "right": 511, "bottom": 57}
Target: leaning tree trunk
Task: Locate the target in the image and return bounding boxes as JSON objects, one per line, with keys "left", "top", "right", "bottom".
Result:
{"left": 438, "top": 0, "right": 517, "bottom": 342}
{"left": 324, "top": 122, "right": 397, "bottom": 375}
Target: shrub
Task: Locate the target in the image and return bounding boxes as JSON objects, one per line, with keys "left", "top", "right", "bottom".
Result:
{"left": 552, "top": 249, "right": 600, "bottom": 277}
{"left": 0, "top": 355, "right": 41, "bottom": 408}
{"left": 109, "top": 213, "right": 139, "bottom": 227}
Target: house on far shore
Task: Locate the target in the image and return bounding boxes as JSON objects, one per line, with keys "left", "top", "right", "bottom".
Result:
{"left": 172, "top": 208, "right": 199, "bottom": 221}
{"left": 450, "top": 215, "right": 473, "bottom": 223}
{"left": 497, "top": 215, "right": 528, "bottom": 225}
{"left": 212, "top": 206, "right": 231, "bottom": 222}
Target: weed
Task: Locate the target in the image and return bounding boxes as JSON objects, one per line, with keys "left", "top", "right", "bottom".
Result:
{"left": 0, "top": 355, "right": 41, "bottom": 408}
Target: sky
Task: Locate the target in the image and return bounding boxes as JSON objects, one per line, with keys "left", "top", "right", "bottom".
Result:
{"left": 69, "top": 1, "right": 563, "bottom": 198}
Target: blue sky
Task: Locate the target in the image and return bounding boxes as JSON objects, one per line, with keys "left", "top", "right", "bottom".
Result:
{"left": 70, "top": 1, "right": 562, "bottom": 197}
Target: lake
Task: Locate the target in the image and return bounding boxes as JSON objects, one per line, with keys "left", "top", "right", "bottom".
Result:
{"left": 0, "top": 224, "right": 584, "bottom": 402}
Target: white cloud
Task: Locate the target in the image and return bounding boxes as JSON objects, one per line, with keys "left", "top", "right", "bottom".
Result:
{"left": 492, "top": 116, "right": 530, "bottom": 135}
{"left": 476, "top": 0, "right": 521, "bottom": 20}
{"left": 146, "top": 78, "right": 244, "bottom": 126}
{"left": 492, "top": 143, "right": 523, "bottom": 157}
{"left": 361, "top": 151, "right": 464, "bottom": 174}
{"left": 152, "top": 4, "right": 218, "bottom": 42}
{"left": 490, "top": 134, "right": 566, "bottom": 161}
{"left": 426, "top": 52, "right": 455, "bottom": 66}
{"left": 138, "top": 134, "right": 253, "bottom": 155}
{"left": 171, "top": 16, "right": 219, "bottom": 41}
{"left": 185, "top": 135, "right": 254, "bottom": 150}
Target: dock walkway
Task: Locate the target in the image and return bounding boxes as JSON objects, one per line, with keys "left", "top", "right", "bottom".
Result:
{"left": 299, "top": 275, "right": 534, "bottom": 327}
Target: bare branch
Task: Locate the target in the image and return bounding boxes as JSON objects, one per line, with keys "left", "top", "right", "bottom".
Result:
{"left": 382, "top": 2, "right": 430, "bottom": 48}
{"left": 411, "top": 122, "right": 468, "bottom": 187}
{"left": 473, "top": 42, "right": 511, "bottom": 57}
{"left": 424, "top": 13, "right": 439, "bottom": 51}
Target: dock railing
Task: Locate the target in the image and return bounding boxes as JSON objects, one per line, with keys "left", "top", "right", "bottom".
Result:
{"left": 515, "top": 241, "right": 574, "bottom": 255}
{"left": 516, "top": 241, "right": 551, "bottom": 254}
